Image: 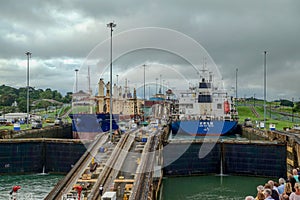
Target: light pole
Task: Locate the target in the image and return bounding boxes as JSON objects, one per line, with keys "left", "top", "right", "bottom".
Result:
{"left": 155, "top": 78, "right": 158, "bottom": 95}
{"left": 159, "top": 74, "right": 162, "bottom": 94}
{"left": 25, "top": 52, "right": 31, "bottom": 128}
{"left": 264, "top": 51, "right": 267, "bottom": 129}
{"left": 292, "top": 97, "right": 294, "bottom": 123}
{"left": 0, "top": 95, "right": 4, "bottom": 119}
{"left": 75, "top": 69, "right": 79, "bottom": 93}
{"left": 143, "top": 64, "right": 146, "bottom": 121}
{"left": 235, "top": 68, "right": 238, "bottom": 105}
{"left": 107, "top": 22, "right": 116, "bottom": 142}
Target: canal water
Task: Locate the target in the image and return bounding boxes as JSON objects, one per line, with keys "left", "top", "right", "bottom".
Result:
{"left": 160, "top": 175, "right": 270, "bottom": 200}
{"left": 0, "top": 174, "right": 270, "bottom": 199}
{"left": 0, "top": 174, "right": 63, "bottom": 199}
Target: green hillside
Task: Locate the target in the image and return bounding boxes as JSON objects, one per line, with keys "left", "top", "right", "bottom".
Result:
{"left": 237, "top": 105, "right": 296, "bottom": 130}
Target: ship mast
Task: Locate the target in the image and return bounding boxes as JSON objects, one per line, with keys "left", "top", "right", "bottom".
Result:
{"left": 88, "top": 66, "right": 92, "bottom": 95}
{"left": 199, "top": 57, "right": 208, "bottom": 81}
{"left": 87, "top": 66, "right": 93, "bottom": 114}
{"left": 133, "top": 88, "right": 138, "bottom": 123}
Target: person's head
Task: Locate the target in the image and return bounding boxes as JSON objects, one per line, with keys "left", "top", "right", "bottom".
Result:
{"left": 263, "top": 189, "right": 272, "bottom": 198}
{"left": 264, "top": 183, "right": 271, "bottom": 190}
{"left": 245, "top": 196, "right": 254, "bottom": 200}
{"left": 256, "top": 185, "right": 264, "bottom": 192}
{"left": 256, "top": 191, "right": 265, "bottom": 200}
{"left": 285, "top": 182, "right": 293, "bottom": 193}
{"left": 268, "top": 180, "right": 274, "bottom": 189}
{"left": 293, "top": 168, "right": 298, "bottom": 175}
{"left": 279, "top": 178, "right": 286, "bottom": 185}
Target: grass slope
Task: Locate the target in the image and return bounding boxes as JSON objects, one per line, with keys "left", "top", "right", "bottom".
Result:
{"left": 237, "top": 105, "right": 295, "bottom": 130}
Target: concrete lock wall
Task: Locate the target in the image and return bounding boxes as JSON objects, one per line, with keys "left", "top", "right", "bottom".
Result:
{"left": 45, "top": 142, "right": 86, "bottom": 173}
{"left": 163, "top": 143, "right": 220, "bottom": 176}
{"left": 0, "top": 142, "right": 43, "bottom": 173}
{"left": 163, "top": 142, "right": 286, "bottom": 178}
{"left": 0, "top": 140, "right": 86, "bottom": 174}
{"left": 224, "top": 143, "right": 286, "bottom": 177}
{"left": 0, "top": 125, "right": 73, "bottom": 140}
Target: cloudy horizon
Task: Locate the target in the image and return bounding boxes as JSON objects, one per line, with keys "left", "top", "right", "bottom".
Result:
{"left": 1, "top": 0, "right": 299, "bottom": 101}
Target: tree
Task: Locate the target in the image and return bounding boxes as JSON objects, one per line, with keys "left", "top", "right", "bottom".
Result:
{"left": 294, "top": 102, "right": 300, "bottom": 112}
{"left": 62, "top": 92, "right": 72, "bottom": 103}
{"left": 280, "top": 99, "right": 294, "bottom": 107}
{"left": 52, "top": 90, "right": 63, "bottom": 101}
{"left": 18, "top": 99, "right": 27, "bottom": 112}
{"left": 40, "top": 88, "right": 53, "bottom": 99}
{"left": 0, "top": 85, "right": 71, "bottom": 112}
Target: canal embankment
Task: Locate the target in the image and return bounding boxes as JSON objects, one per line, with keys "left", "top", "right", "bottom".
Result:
{"left": 0, "top": 124, "right": 72, "bottom": 139}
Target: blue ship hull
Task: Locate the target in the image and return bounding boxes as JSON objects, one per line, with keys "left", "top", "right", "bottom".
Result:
{"left": 69, "top": 113, "right": 119, "bottom": 139}
{"left": 171, "top": 120, "right": 237, "bottom": 136}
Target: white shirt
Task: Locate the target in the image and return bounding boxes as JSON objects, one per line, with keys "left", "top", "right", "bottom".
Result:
{"left": 289, "top": 192, "right": 300, "bottom": 200}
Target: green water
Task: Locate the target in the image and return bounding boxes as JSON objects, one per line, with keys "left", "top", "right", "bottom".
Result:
{"left": 0, "top": 174, "right": 270, "bottom": 199}
{"left": 160, "top": 175, "right": 269, "bottom": 200}
{"left": 0, "top": 174, "right": 64, "bottom": 199}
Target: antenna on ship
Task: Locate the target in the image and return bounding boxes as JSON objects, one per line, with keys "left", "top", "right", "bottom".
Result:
{"left": 87, "top": 66, "right": 92, "bottom": 95}
{"left": 159, "top": 74, "right": 162, "bottom": 94}
{"left": 199, "top": 57, "right": 208, "bottom": 82}
{"left": 209, "top": 72, "right": 213, "bottom": 83}
{"left": 124, "top": 78, "right": 130, "bottom": 98}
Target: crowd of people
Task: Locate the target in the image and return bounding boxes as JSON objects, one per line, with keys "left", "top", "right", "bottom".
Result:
{"left": 245, "top": 169, "right": 300, "bottom": 200}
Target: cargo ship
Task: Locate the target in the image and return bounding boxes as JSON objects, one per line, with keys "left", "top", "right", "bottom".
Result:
{"left": 70, "top": 78, "right": 143, "bottom": 139}
{"left": 69, "top": 113, "right": 119, "bottom": 140}
{"left": 171, "top": 69, "right": 238, "bottom": 136}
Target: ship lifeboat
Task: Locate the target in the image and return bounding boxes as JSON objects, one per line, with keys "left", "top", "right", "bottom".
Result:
{"left": 224, "top": 101, "right": 230, "bottom": 114}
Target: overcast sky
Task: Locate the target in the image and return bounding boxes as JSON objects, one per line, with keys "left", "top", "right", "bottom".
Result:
{"left": 0, "top": 0, "right": 299, "bottom": 101}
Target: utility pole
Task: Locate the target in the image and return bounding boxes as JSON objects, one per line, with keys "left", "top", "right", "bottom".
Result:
{"left": 25, "top": 52, "right": 32, "bottom": 128}
{"left": 292, "top": 97, "right": 294, "bottom": 123}
{"left": 264, "top": 51, "right": 267, "bottom": 129}
{"left": 235, "top": 68, "right": 238, "bottom": 105}
{"left": 159, "top": 74, "right": 162, "bottom": 94}
{"left": 155, "top": 78, "right": 158, "bottom": 95}
{"left": 107, "top": 22, "right": 116, "bottom": 142}
{"left": 75, "top": 69, "right": 79, "bottom": 93}
{"left": 143, "top": 64, "right": 146, "bottom": 121}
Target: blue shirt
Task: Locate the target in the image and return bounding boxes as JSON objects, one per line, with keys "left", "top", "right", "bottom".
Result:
{"left": 277, "top": 184, "right": 285, "bottom": 194}
{"left": 294, "top": 175, "right": 300, "bottom": 182}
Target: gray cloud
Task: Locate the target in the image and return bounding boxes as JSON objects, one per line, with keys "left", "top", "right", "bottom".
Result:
{"left": 0, "top": 0, "right": 299, "bottom": 100}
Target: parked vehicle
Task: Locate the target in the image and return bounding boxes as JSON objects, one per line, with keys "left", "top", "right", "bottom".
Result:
{"left": 101, "top": 192, "right": 116, "bottom": 200}
{"left": 54, "top": 118, "right": 63, "bottom": 126}
{"left": 0, "top": 118, "right": 8, "bottom": 125}
{"left": 244, "top": 118, "right": 253, "bottom": 127}
{"left": 32, "top": 120, "right": 42, "bottom": 129}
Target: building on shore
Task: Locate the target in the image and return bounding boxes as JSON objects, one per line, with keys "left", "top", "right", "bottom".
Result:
{"left": 72, "top": 78, "right": 144, "bottom": 120}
